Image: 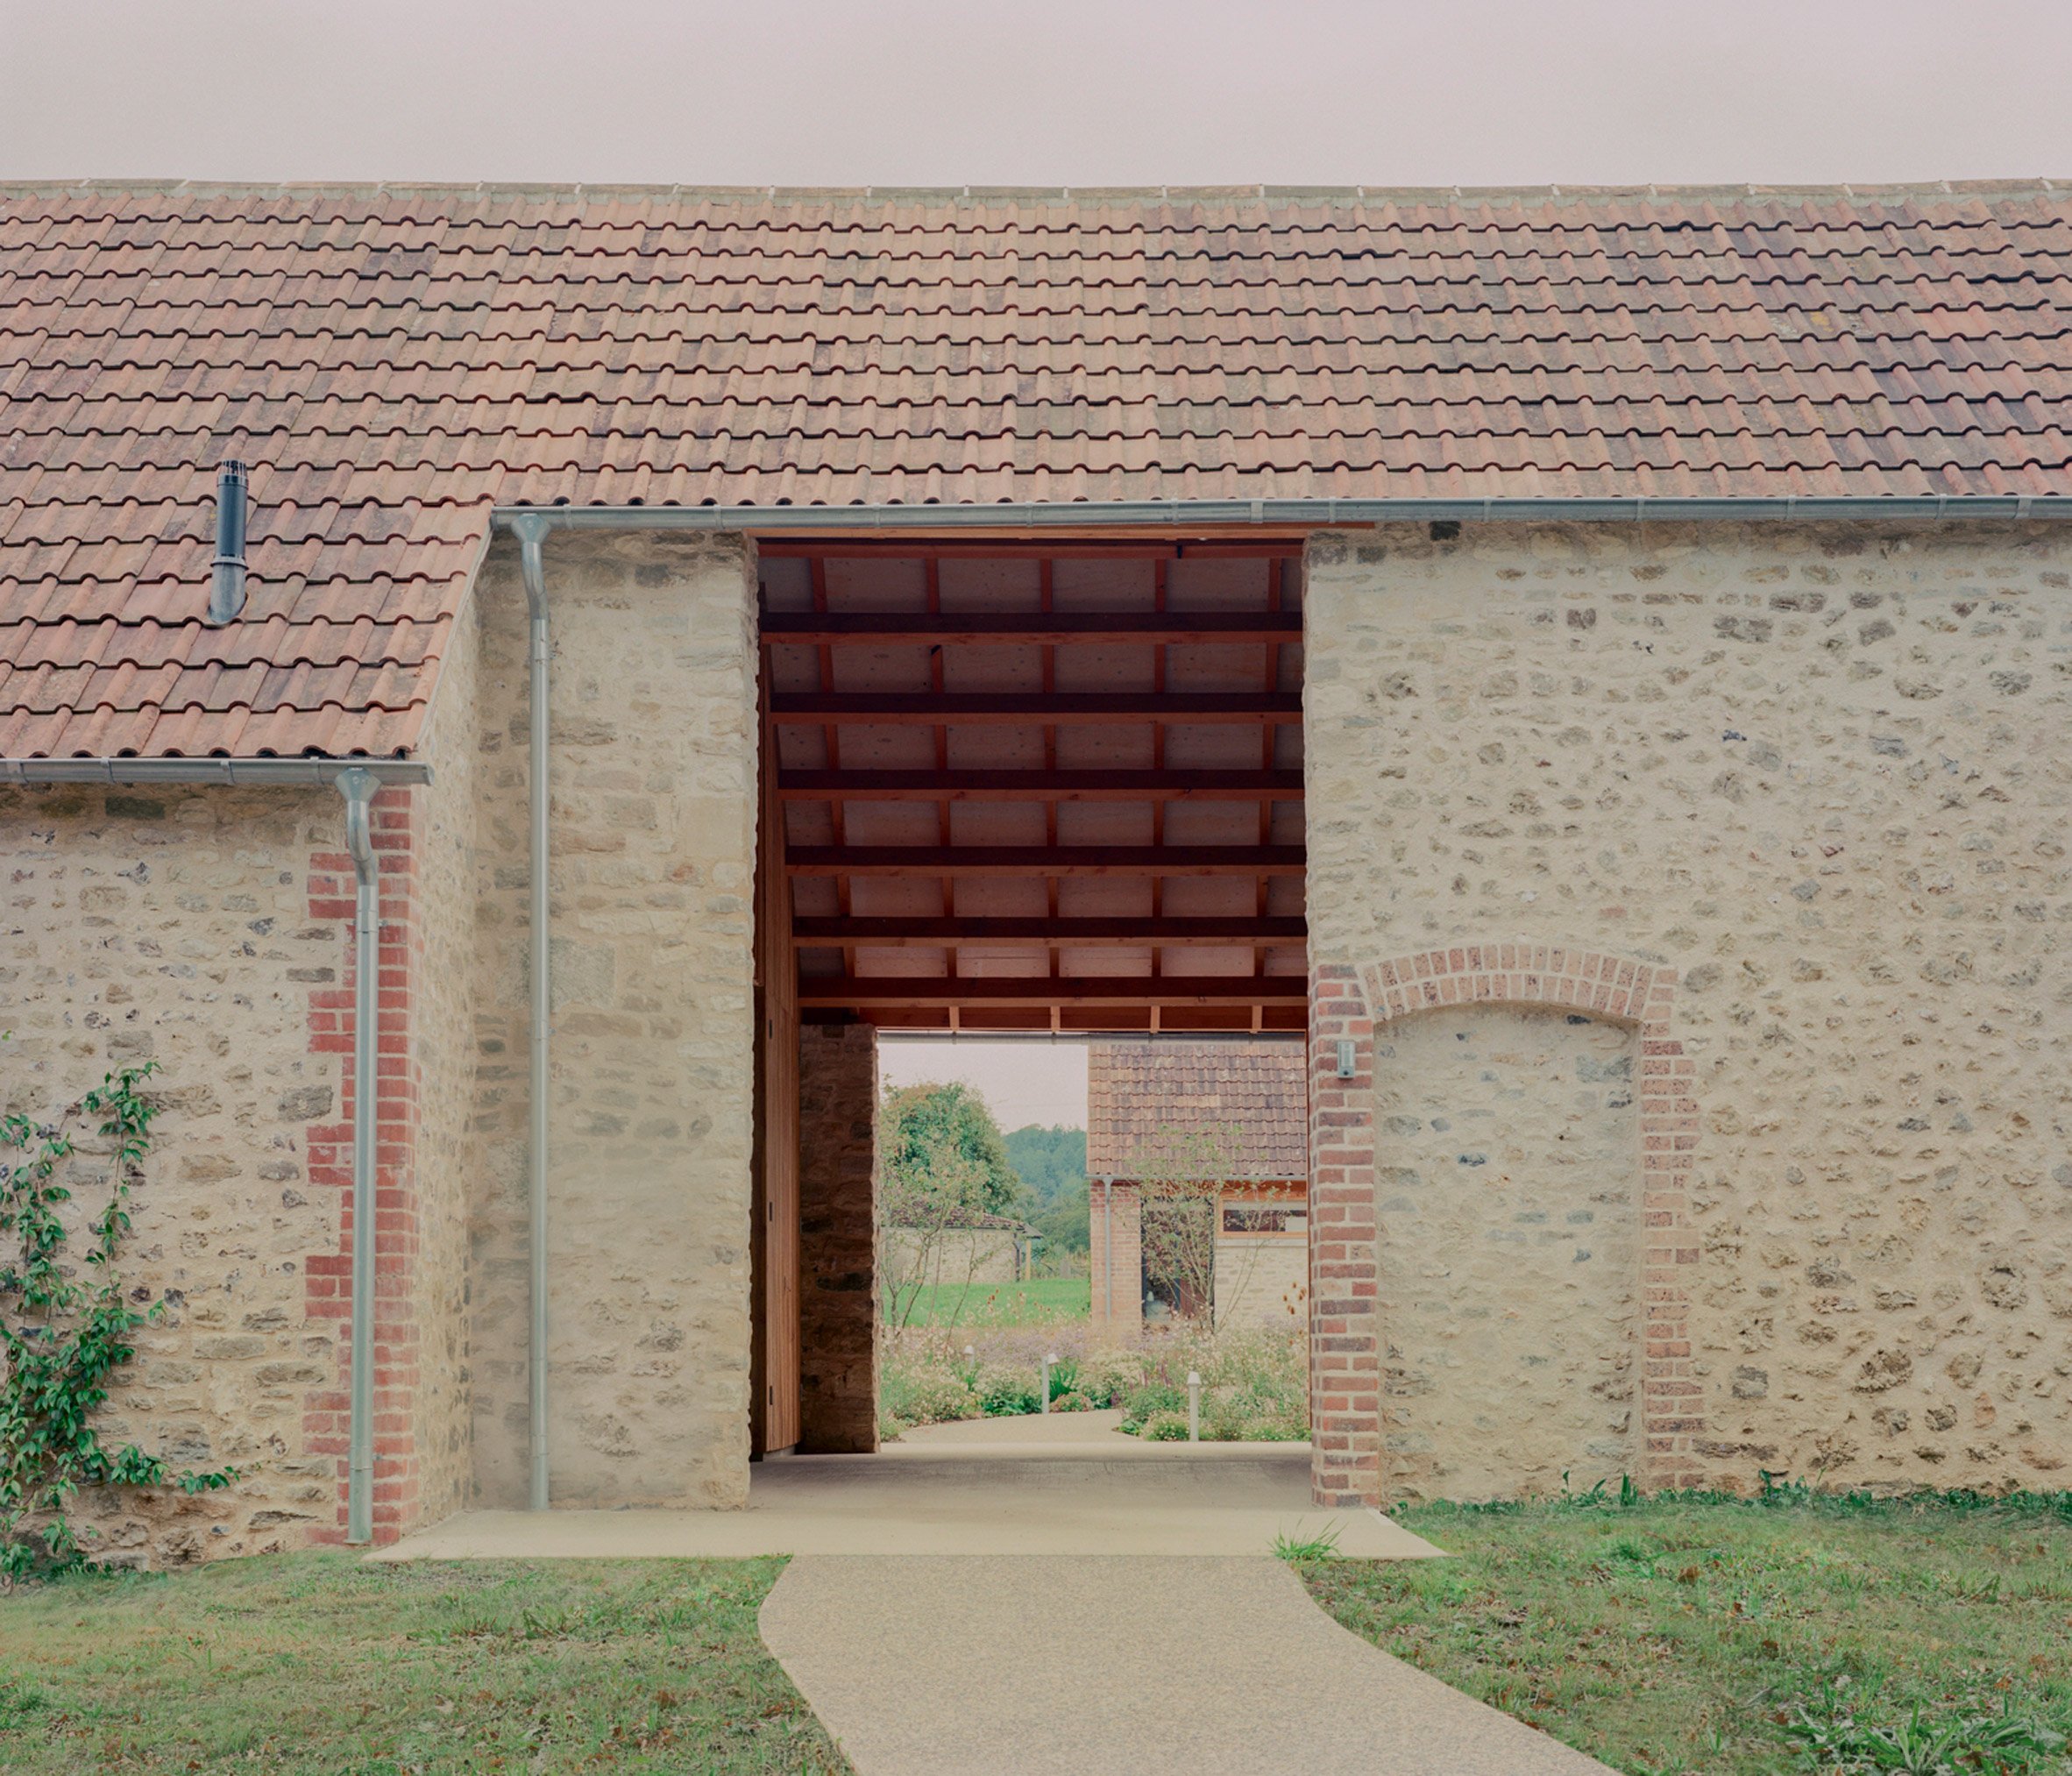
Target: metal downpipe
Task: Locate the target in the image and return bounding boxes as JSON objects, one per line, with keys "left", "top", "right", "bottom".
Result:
{"left": 514, "top": 514, "right": 553, "bottom": 1513}
{"left": 1102, "top": 1179, "right": 1114, "bottom": 1328}
{"left": 337, "top": 766, "right": 379, "bottom": 1546}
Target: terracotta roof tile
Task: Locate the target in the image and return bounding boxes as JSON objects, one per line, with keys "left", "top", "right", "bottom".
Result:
{"left": 1086, "top": 1037, "right": 1308, "bottom": 1180}
{"left": 5, "top": 182, "right": 2071, "bottom": 756}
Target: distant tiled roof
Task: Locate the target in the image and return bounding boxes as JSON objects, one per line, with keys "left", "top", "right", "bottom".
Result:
{"left": 1086, "top": 1037, "right": 1308, "bottom": 1180}
{"left": 5, "top": 181, "right": 2071, "bottom": 757}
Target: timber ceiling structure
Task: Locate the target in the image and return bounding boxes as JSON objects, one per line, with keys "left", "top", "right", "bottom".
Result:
{"left": 760, "top": 538, "right": 1305, "bottom": 1031}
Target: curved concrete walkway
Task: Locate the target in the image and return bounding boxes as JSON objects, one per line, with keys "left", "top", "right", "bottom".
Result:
{"left": 761, "top": 1555, "right": 1617, "bottom": 1776}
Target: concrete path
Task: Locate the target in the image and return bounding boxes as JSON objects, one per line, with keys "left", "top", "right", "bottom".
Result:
{"left": 761, "top": 1555, "right": 1616, "bottom": 1775}
{"left": 373, "top": 1424, "right": 1439, "bottom": 1560}
{"left": 892, "top": 1404, "right": 1138, "bottom": 1446}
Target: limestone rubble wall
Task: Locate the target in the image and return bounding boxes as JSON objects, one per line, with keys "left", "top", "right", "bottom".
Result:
{"left": 0, "top": 783, "right": 351, "bottom": 1562}
{"left": 1303, "top": 521, "right": 2072, "bottom": 1498}
{"left": 466, "top": 530, "right": 761, "bottom": 1510}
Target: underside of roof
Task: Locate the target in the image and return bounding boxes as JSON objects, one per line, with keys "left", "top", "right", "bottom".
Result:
{"left": 3, "top": 181, "right": 2070, "bottom": 758}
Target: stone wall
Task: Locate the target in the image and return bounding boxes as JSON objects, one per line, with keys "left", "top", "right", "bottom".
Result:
{"left": 798, "top": 1024, "right": 877, "bottom": 1454}
{"left": 1304, "top": 521, "right": 2072, "bottom": 1497}
{"left": 1089, "top": 1180, "right": 1143, "bottom": 1335}
{"left": 1372, "top": 1005, "right": 1639, "bottom": 1497}
{"left": 883, "top": 1226, "right": 1024, "bottom": 1289}
{"left": 468, "top": 529, "right": 761, "bottom": 1509}
{"left": 0, "top": 784, "right": 350, "bottom": 1562}
{"left": 1214, "top": 1223, "right": 1309, "bottom": 1328}
{"left": 401, "top": 605, "right": 482, "bottom": 1527}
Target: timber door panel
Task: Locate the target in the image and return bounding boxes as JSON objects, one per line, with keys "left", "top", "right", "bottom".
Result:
{"left": 753, "top": 687, "right": 802, "bottom": 1454}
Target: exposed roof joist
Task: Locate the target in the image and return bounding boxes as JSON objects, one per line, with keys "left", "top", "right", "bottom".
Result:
{"left": 762, "top": 611, "right": 1302, "bottom": 645}
{"left": 794, "top": 915, "right": 1306, "bottom": 946}
{"left": 777, "top": 768, "right": 1303, "bottom": 802}
{"left": 786, "top": 844, "right": 1304, "bottom": 877}
{"left": 798, "top": 975, "right": 1309, "bottom": 1009}
{"left": 771, "top": 692, "right": 1302, "bottom": 724}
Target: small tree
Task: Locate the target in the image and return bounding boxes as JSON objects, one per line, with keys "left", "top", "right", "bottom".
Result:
{"left": 1128, "top": 1122, "right": 1276, "bottom": 1332}
{"left": 1, "top": 1063, "right": 238, "bottom": 1576}
{"left": 876, "top": 1082, "right": 1024, "bottom": 1330}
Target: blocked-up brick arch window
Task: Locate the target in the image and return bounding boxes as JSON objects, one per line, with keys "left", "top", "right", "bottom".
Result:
{"left": 1308, "top": 946, "right": 1702, "bottom": 1509}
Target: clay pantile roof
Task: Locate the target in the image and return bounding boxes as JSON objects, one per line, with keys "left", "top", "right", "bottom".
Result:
{"left": 5, "top": 181, "right": 2072, "bottom": 757}
{"left": 1086, "top": 1036, "right": 1308, "bottom": 1180}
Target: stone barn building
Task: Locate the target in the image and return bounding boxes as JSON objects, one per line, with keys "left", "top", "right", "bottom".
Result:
{"left": 1086, "top": 1036, "right": 1310, "bottom": 1329}
{"left": 2, "top": 182, "right": 2068, "bottom": 1559}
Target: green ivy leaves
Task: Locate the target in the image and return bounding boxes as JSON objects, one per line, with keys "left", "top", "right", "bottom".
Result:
{"left": 1, "top": 1062, "right": 239, "bottom": 1578}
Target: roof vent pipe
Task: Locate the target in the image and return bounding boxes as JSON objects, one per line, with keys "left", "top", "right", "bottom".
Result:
{"left": 209, "top": 461, "right": 249, "bottom": 623}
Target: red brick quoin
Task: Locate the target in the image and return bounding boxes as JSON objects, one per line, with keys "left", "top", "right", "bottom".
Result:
{"left": 301, "top": 785, "right": 425, "bottom": 1545}
{"left": 1308, "top": 944, "right": 1701, "bottom": 1508}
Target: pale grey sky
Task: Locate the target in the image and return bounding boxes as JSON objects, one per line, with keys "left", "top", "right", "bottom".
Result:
{"left": 2, "top": 0, "right": 2067, "bottom": 188}
{"left": 878, "top": 1037, "right": 1089, "bottom": 1133}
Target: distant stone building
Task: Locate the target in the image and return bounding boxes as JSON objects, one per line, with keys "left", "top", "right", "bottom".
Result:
{"left": 1086, "top": 1038, "right": 1310, "bottom": 1330}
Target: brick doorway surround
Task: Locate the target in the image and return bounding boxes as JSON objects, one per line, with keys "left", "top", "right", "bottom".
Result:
{"left": 1307, "top": 944, "right": 1701, "bottom": 1507}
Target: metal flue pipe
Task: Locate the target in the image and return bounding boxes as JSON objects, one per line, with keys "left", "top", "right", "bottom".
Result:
{"left": 209, "top": 461, "right": 249, "bottom": 624}
{"left": 337, "top": 765, "right": 379, "bottom": 1545}
{"left": 512, "top": 513, "right": 553, "bottom": 1513}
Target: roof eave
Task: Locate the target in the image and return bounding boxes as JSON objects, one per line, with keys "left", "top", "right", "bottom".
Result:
{"left": 493, "top": 494, "right": 2072, "bottom": 537}
{"left": 0, "top": 757, "right": 432, "bottom": 787}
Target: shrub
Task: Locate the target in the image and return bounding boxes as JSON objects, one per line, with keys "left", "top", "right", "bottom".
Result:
{"left": 1045, "top": 1355, "right": 1081, "bottom": 1403}
{"left": 1119, "top": 1380, "right": 1186, "bottom": 1433}
{"left": 880, "top": 1364, "right": 978, "bottom": 1430}
{"left": 1142, "top": 1411, "right": 1192, "bottom": 1443}
{"left": 1049, "top": 1390, "right": 1090, "bottom": 1413}
{"left": 1075, "top": 1350, "right": 1143, "bottom": 1409}
{"left": 973, "top": 1365, "right": 1040, "bottom": 1417}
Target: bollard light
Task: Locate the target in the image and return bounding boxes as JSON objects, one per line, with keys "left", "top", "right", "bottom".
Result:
{"left": 1188, "top": 1369, "right": 1202, "bottom": 1443}
{"left": 1042, "top": 1351, "right": 1058, "bottom": 1414}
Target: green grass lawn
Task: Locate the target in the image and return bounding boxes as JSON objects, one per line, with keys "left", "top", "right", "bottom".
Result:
{"left": 0, "top": 1554, "right": 848, "bottom": 1774}
{"left": 1299, "top": 1489, "right": 2072, "bottom": 1776}
{"left": 889, "top": 1275, "right": 1089, "bottom": 1327}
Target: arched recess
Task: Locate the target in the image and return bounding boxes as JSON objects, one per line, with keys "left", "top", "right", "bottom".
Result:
{"left": 1308, "top": 944, "right": 1702, "bottom": 1508}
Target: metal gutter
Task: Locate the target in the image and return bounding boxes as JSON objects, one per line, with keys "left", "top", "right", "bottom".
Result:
{"left": 493, "top": 494, "right": 2069, "bottom": 536}
{"left": 337, "top": 767, "right": 380, "bottom": 1546}
{"left": 0, "top": 757, "right": 430, "bottom": 786}
{"left": 511, "top": 511, "right": 554, "bottom": 1514}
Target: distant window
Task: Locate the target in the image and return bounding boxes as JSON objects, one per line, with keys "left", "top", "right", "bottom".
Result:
{"left": 1222, "top": 1204, "right": 1305, "bottom": 1235}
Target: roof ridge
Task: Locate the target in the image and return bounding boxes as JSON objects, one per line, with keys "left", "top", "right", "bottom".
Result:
{"left": 1, "top": 176, "right": 2066, "bottom": 207}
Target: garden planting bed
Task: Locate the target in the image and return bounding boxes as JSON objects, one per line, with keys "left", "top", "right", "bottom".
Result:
{"left": 879, "top": 1325, "right": 1307, "bottom": 1445}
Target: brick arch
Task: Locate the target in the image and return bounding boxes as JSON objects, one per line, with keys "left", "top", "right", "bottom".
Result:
{"left": 1307, "top": 944, "right": 1702, "bottom": 1508}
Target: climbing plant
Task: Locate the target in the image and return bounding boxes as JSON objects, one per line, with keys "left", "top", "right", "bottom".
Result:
{"left": 0, "top": 1062, "right": 238, "bottom": 1577}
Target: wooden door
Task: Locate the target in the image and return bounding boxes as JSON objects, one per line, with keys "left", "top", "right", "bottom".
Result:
{"left": 751, "top": 695, "right": 802, "bottom": 1454}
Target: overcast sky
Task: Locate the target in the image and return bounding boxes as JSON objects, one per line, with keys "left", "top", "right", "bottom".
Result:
{"left": 878, "top": 1037, "right": 1089, "bottom": 1133}
{"left": 3, "top": 0, "right": 2068, "bottom": 188}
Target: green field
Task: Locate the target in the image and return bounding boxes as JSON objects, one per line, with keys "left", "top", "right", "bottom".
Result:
{"left": 887, "top": 1276, "right": 1089, "bottom": 1327}
{"left": 1300, "top": 1488, "right": 2072, "bottom": 1776}
{"left": 0, "top": 1554, "right": 846, "bottom": 1774}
